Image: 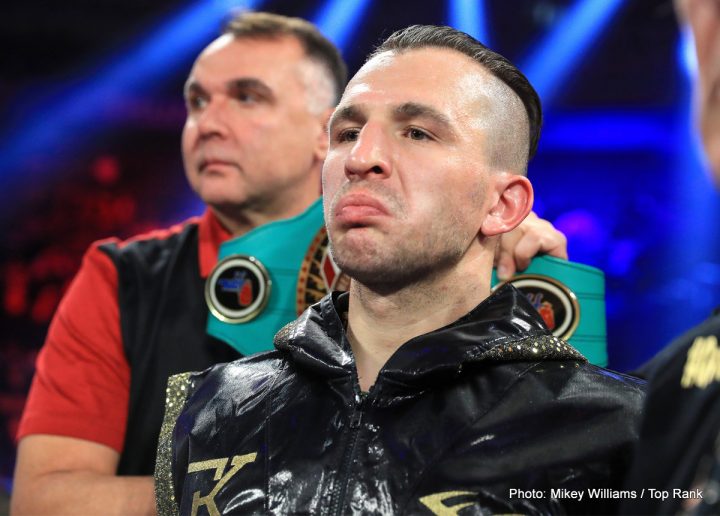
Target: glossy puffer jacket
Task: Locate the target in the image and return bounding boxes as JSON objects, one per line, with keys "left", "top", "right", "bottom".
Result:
{"left": 156, "top": 285, "right": 645, "bottom": 515}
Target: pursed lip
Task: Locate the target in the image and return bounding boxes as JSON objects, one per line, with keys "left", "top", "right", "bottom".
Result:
{"left": 198, "top": 157, "right": 238, "bottom": 172}
{"left": 333, "top": 192, "right": 390, "bottom": 224}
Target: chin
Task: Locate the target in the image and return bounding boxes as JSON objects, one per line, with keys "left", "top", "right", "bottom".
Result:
{"left": 201, "top": 194, "right": 246, "bottom": 209}
{"left": 335, "top": 262, "right": 388, "bottom": 287}
{"left": 330, "top": 243, "right": 376, "bottom": 278}
{"left": 196, "top": 184, "right": 248, "bottom": 208}
{"left": 331, "top": 247, "right": 408, "bottom": 289}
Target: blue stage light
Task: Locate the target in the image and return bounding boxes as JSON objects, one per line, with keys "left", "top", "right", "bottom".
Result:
{"left": 447, "top": 0, "right": 489, "bottom": 45}
{"left": 0, "top": 0, "right": 264, "bottom": 185}
{"left": 311, "top": 0, "right": 374, "bottom": 52}
{"left": 521, "top": 0, "right": 625, "bottom": 105}
{"left": 541, "top": 110, "right": 675, "bottom": 152}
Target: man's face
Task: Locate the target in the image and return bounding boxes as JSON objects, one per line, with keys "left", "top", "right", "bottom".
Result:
{"left": 684, "top": 0, "right": 720, "bottom": 178}
{"left": 322, "top": 48, "right": 503, "bottom": 287}
{"left": 182, "top": 35, "right": 328, "bottom": 220}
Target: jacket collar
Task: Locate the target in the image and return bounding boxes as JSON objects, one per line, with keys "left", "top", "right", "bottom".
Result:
{"left": 274, "top": 284, "right": 585, "bottom": 388}
{"left": 198, "top": 209, "right": 233, "bottom": 278}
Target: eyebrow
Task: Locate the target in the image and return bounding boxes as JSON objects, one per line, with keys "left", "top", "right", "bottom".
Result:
{"left": 328, "top": 101, "right": 456, "bottom": 136}
{"left": 328, "top": 105, "right": 365, "bottom": 132}
{"left": 183, "top": 77, "right": 275, "bottom": 102}
{"left": 393, "top": 102, "right": 454, "bottom": 132}
{"left": 183, "top": 79, "right": 204, "bottom": 99}
{"left": 227, "top": 78, "right": 275, "bottom": 102}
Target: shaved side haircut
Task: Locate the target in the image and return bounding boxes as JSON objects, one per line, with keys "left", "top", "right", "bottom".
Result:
{"left": 370, "top": 25, "right": 542, "bottom": 174}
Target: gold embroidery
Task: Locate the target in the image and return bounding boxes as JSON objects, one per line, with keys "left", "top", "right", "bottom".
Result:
{"left": 154, "top": 372, "right": 193, "bottom": 516}
{"left": 419, "top": 491, "right": 476, "bottom": 515}
{"left": 296, "top": 226, "right": 350, "bottom": 315}
{"left": 188, "top": 458, "right": 232, "bottom": 480}
{"left": 681, "top": 335, "right": 720, "bottom": 389}
{"left": 188, "top": 453, "right": 257, "bottom": 516}
{"left": 482, "top": 334, "right": 586, "bottom": 363}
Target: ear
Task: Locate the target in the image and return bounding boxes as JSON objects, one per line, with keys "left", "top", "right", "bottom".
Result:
{"left": 480, "top": 173, "right": 534, "bottom": 237}
{"left": 313, "top": 107, "right": 334, "bottom": 162}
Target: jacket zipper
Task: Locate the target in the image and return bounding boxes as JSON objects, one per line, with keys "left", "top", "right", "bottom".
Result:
{"left": 330, "top": 390, "right": 368, "bottom": 515}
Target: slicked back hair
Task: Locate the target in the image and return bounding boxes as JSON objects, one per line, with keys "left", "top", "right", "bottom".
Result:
{"left": 224, "top": 11, "right": 348, "bottom": 106}
{"left": 370, "top": 25, "right": 542, "bottom": 164}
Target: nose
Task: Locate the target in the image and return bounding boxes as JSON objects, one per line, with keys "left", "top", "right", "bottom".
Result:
{"left": 195, "top": 98, "right": 229, "bottom": 139}
{"left": 344, "top": 125, "right": 391, "bottom": 180}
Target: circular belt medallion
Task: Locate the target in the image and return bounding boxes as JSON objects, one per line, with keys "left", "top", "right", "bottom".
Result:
{"left": 496, "top": 274, "right": 580, "bottom": 340}
{"left": 296, "top": 227, "right": 351, "bottom": 315}
{"left": 205, "top": 254, "right": 271, "bottom": 324}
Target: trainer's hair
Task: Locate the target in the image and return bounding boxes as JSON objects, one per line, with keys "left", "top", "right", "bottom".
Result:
{"left": 370, "top": 25, "right": 542, "bottom": 167}
{"left": 224, "top": 12, "right": 348, "bottom": 106}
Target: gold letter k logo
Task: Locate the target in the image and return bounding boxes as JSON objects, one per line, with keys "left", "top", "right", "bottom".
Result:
{"left": 187, "top": 453, "right": 257, "bottom": 516}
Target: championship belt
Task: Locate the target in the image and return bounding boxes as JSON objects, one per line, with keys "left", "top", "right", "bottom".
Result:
{"left": 491, "top": 255, "right": 608, "bottom": 366}
{"left": 205, "top": 199, "right": 348, "bottom": 356}
{"left": 207, "top": 199, "right": 607, "bottom": 366}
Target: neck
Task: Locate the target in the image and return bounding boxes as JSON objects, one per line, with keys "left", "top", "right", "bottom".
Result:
{"left": 346, "top": 249, "right": 495, "bottom": 392}
{"left": 211, "top": 182, "right": 321, "bottom": 237}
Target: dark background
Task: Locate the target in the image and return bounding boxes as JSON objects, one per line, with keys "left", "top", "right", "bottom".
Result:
{"left": 1, "top": 0, "right": 718, "bottom": 490}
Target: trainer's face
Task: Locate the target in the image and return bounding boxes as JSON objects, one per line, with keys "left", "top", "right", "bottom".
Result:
{"left": 683, "top": 0, "right": 720, "bottom": 178}
{"left": 322, "top": 48, "right": 499, "bottom": 286}
{"left": 182, "top": 35, "right": 327, "bottom": 219}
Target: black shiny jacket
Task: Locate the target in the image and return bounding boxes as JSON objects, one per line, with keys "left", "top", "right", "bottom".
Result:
{"left": 156, "top": 285, "right": 644, "bottom": 515}
{"left": 622, "top": 311, "right": 720, "bottom": 515}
